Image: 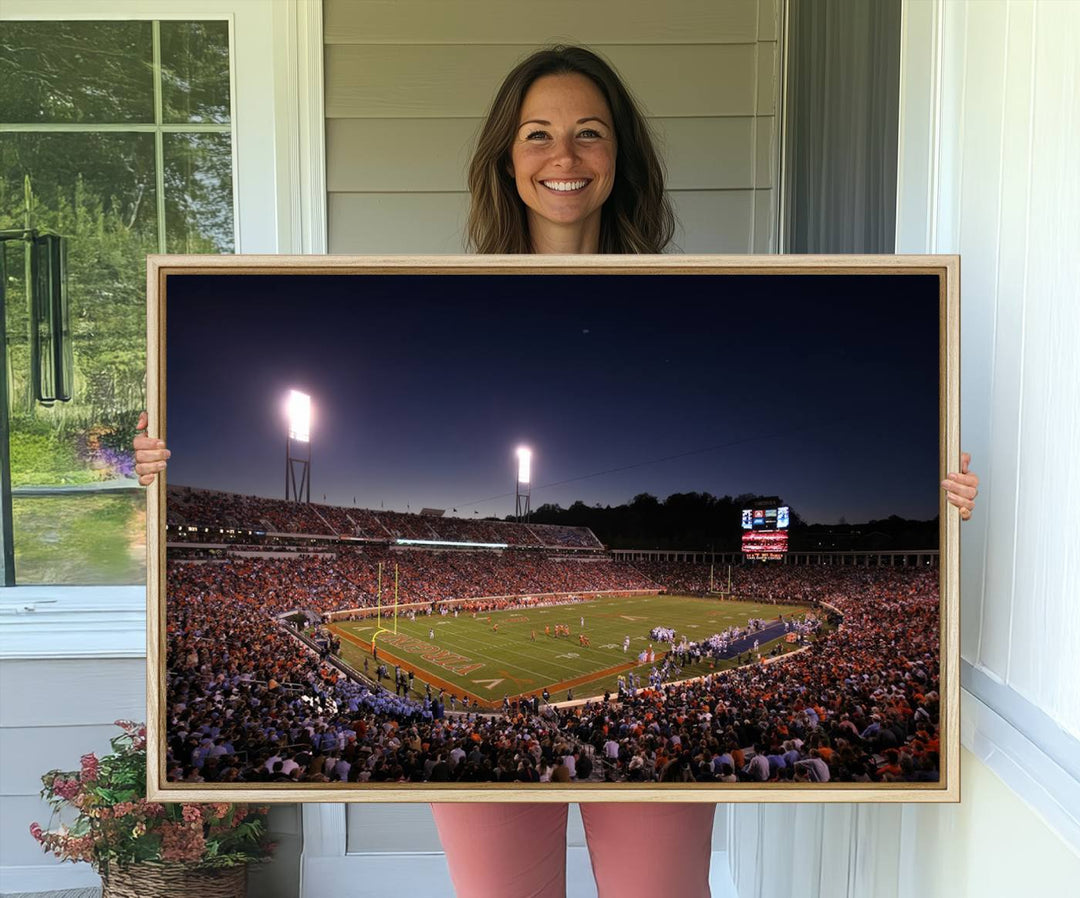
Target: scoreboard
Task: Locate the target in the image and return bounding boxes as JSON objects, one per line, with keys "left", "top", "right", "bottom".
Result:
{"left": 741, "top": 504, "right": 789, "bottom": 560}
{"left": 741, "top": 506, "right": 789, "bottom": 530}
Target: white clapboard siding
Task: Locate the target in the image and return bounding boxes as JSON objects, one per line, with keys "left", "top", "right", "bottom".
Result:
{"left": 0, "top": 659, "right": 146, "bottom": 729}
{"left": 659, "top": 118, "right": 765, "bottom": 189}
{"left": 326, "top": 117, "right": 771, "bottom": 193}
{"left": 324, "top": 0, "right": 760, "bottom": 45}
{"left": 753, "top": 117, "right": 776, "bottom": 189}
{"left": 0, "top": 723, "right": 131, "bottom": 796}
{"left": 756, "top": 40, "right": 778, "bottom": 116}
{"left": 753, "top": 189, "right": 777, "bottom": 254}
{"left": 326, "top": 44, "right": 763, "bottom": 120}
{"left": 0, "top": 657, "right": 145, "bottom": 871}
{"left": 757, "top": 0, "right": 779, "bottom": 42}
{"left": 329, "top": 192, "right": 469, "bottom": 253}
{"left": 326, "top": 119, "right": 480, "bottom": 193}
{"left": 3, "top": 795, "right": 95, "bottom": 871}
{"left": 670, "top": 190, "right": 757, "bottom": 253}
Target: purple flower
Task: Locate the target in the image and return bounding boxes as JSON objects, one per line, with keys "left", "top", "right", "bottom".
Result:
{"left": 96, "top": 447, "right": 136, "bottom": 480}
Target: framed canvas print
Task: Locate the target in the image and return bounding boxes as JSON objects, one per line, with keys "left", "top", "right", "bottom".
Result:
{"left": 145, "top": 254, "right": 960, "bottom": 803}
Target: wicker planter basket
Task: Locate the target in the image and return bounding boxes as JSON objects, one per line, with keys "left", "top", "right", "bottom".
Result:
{"left": 101, "top": 862, "right": 247, "bottom": 898}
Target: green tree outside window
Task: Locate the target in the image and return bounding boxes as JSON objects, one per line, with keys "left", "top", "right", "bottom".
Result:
{"left": 0, "top": 20, "right": 233, "bottom": 584}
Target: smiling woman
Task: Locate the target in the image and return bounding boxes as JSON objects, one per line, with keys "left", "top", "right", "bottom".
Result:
{"left": 466, "top": 45, "right": 673, "bottom": 255}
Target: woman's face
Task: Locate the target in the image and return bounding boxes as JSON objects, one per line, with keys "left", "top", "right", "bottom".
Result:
{"left": 509, "top": 73, "right": 616, "bottom": 246}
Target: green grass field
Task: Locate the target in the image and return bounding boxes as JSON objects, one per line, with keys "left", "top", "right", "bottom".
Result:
{"left": 329, "top": 594, "right": 815, "bottom": 708}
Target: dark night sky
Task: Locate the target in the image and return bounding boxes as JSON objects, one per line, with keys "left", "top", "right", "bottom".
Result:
{"left": 165, "top": 273, "right": 940, "bottom": 524}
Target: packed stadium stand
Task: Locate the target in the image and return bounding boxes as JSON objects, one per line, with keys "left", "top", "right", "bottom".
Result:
{"left": 168, "top": 485, "right": 603, "bottom": 549}
{"left": 164, "top": 488, "right": 941, "bottom": 788}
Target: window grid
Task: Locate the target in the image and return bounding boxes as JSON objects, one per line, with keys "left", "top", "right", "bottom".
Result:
{"left": 0, "top": 19, "right": 235, "bottom": 253}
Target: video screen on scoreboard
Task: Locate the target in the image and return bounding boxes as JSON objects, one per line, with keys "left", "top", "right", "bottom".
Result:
{"left": 741, "top": 505, "right": 790, "bottom": 530}
{"left": 742, "top": 530, "right": 789, "bottom": 559}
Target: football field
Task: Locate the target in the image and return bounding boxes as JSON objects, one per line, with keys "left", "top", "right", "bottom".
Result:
{"left": 329, "top": 594, "right": 816, "bottom": 708}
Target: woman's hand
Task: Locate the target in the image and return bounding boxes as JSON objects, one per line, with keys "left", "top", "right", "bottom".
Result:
{"left": 133, "top": 411, "right": 170, "bottom": 486}
{"left": 941, "top": 451, "right": 979, "bottom": 521}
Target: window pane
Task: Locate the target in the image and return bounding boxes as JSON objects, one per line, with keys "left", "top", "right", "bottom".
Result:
{"left": 2, "top": 132, "right": 157, "bottom": 585}
{"left": 12, "top": 493, "right": 145, "bottom": 585}
{"left": 0, "top": 133, "right": 159, "bottom": 234}
{"left": 160, "top": 20, "right": 232, "bottom": 124}
{"left": 0, "top": 22, "right": 154, "bottom": 124}
{"left": 164, "top": 133, "right": 235, "bottom": 252}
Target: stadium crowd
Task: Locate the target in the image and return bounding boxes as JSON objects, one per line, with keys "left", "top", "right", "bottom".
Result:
{"left": 168, "top": 545, "right": 657, "bottom": 611}
{"left": 625, "top": 560, "right": 719, "bottom": 594}
{"left": 168, "top": 485, "right": 602, "bottom": 549}
{"left": 164, "top": 533, "right": 941, "bottom": 786}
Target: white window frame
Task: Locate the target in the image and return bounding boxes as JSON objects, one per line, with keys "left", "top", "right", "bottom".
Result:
{"left": 1, "top": 0, "right": 326, "bottom": 255}
{"left": 0, "top": 0, "right": 325, "bottom": 656}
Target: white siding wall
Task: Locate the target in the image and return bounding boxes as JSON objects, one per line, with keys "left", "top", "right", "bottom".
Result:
{"left": 324, "top": 0, "right": 782, "bottom": 254}
{"left": 730, "top": 1, "right": 1080, "bottom": 894}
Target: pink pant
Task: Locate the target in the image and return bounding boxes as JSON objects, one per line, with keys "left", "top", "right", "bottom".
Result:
{"left": 431, "top": 802, "right": 715, "bottom": 898}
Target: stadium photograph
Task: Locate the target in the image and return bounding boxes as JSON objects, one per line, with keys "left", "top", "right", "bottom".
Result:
{"left": 150, "top": 259, "right": 955, "bottom": 800}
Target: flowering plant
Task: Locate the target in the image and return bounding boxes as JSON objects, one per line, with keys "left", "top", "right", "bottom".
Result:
{"left": 31, "top": 721, "right": 273, "bottom": 874}
{"left": 75, "top": 423, "right": 137, "bottom": 480}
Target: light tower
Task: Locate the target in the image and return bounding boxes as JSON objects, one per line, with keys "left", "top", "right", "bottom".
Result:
{"left": 286, "top": 389, "right": 311, "bottom": 503}
{"left": 515, "top": 446, "right": 532, "bottom": 522}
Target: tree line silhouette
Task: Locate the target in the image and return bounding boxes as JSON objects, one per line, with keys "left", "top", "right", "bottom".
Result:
{"left": 515, "top": 492, "right": 938, "bottom": 552}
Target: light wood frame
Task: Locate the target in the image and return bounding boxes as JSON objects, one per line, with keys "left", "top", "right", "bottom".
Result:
{"left": 146, "top": 253, "right": 960, "bottom": 803}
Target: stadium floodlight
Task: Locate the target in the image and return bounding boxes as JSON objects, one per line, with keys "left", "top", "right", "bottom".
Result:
{"left": 285, "top": 389, "right": 312, "bottom": 503}
{"left": 288, "top": 389, "right": 311, "bottom": 442}
{"left": 515, "top": 445, "right": 532, "bottom": 522}
{"left": 516, "top": 446, "right": 532, "bottom": 484}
